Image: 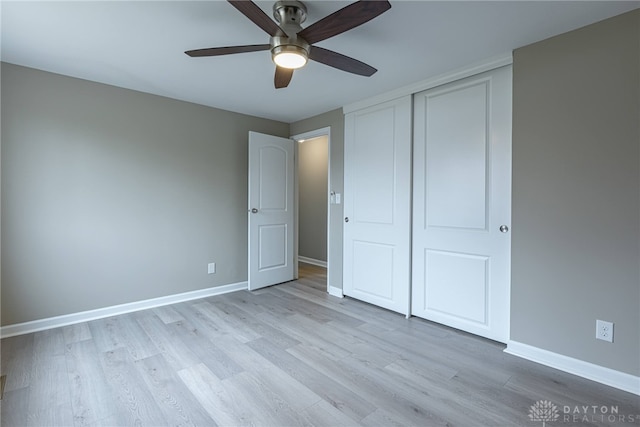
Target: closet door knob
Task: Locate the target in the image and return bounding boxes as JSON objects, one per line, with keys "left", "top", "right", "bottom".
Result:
{"left": 499, "top": 225, "right": 509, "bottom": 233}
{"left": 345, "top": 217, "right": 349, "bottom": 223}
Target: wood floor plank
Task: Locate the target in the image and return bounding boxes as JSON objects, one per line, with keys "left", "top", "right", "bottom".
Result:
{"left": 210, "top": 334, "right": 290, "bottom": 377}
{"left": 99, "top": 347, "right": 166, "bottom": 426}
{"left": 210, "top": 335, "right": 324, "bottom": 414}
{"left": 257, "top": 311, "right": 352, "bottom": 361}
{"left": 268, "top": 287, "right": 342, "bottom": 324}
{"left": 385, "top": 353, "right": 458, "bottom": 385}
{"left": 275, "top": 283, "right": 402, "bottom": 332}
{"left": 65, "top": 339, "right": 121, "bottom": 426}
{"left": 152, "top": 305, "right": 185, "bottom": 324}
{"left": 169, "top": 319, "right": 245, "bottom": 380}
{"left": 382, "top": 354, "right": 522, "bottom": 425}
{"left": 212, "top": 300, "right": 301, "bottom": 349}
{"left": 1, "top": 333, "right": 34, "bottom": 391}
{"left": 62, "top": 323, "right": 92, "bottom": 345}
{"left": 234, "top": 291, "right": 300, "bottom": 318}
{"left": 135, "top": 314, "right": 201, "bottom": 371}
{"left": 286, "top": 343, "right": 444, "bottom": 425}
{"left": 26, "top": 354, "right": 71, "bottom": 413}
{"left": 27, "top": 328, "right": 73, "bottom": 425}
{"left": 87, "top": 317, "right": 126, "bottom": 354}
{"left": 177, "top": 363, "right": 247, "bottom": 426}
{"left": 248, "top": 336, "right": 376, "bottom": 422}
{"left": 0, "top": 387, "right": 29, "bottom": 427}
{"left": 170, "top": 301, "right": 227, "bottom": 340}
{"left": 235, "top": 366, "right": 322, "bottom": 413}
{"left": 28, "top": 330, "right": 72, "bottom": 415}
{"left": 221, "top": 370, "right": 314, "bottom": 426}
{"left": 377, "top": 323, "right": 515, "bottom": 386}
{"left": 290, "top": 314, "right": 368, "bottom": 355}
{"left": 348, "top": 352, "right": 517, "bottom": 426}
{"left": 269, "top": 287, "right": 368, "bottom": 330}
{"left": 87, "top": 312, "right": 159, "bottom": 360}
{"left": 193, "top": 301, "right": 261, "bottom": 343}
{"left": 118, "top": 313, "right": 162, "bottom": 361}
{"left": 135, "top": 353, "right": 214, "bottom": 426}
{"left": 26, "top": 402, "right": 74, "bottom": 427}
{"left": 300, "top": 399, "right": 363, "bottom": 427}
{"left": 359, "top": 407, "right": 446, "bottom": 427}
{"left": 222, "top": 290, "right": 272, "bottom": 314}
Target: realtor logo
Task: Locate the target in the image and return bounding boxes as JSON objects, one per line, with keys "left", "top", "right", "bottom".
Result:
{"left": 529, "top": 400, "right": 560, "bottom": 426}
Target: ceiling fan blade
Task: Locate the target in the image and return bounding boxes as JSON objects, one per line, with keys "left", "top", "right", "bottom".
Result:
{"left": 228, "top": 0, "right": 284, "bottom": 37}
{"left": 297, "top": 0, "right": 391, "bottom": 45}
{"left": 309, "top": 46, "right": 377, "bottom": 77}
{"left": 274, "top": 66, "right": 294, "bottom": 89}
{"left": 185, "top": 44, "right": 270, "bottom": 57}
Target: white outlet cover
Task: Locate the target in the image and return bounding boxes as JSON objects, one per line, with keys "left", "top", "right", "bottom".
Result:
{"left": 208, "top": 262, "right": 216, "bottom": 274}
{"left": 596, "top": 319, "right": 614, "bottom": 343}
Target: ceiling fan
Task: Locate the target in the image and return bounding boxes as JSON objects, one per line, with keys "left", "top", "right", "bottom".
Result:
{"left": 185, "top": 0, "right": 391, "bottom": 89}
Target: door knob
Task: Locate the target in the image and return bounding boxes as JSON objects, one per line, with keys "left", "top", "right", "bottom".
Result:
{"left": 345, "top": 217, "right": 349, "bottom": 223}
{"left": 249, "top": 208, "right": 258, "bottom": 214}
{"left": 499, "top": 225, "right": 509, "bottom": 233}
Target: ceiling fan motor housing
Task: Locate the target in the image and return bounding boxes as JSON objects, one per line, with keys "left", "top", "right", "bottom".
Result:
{"left": 271, "top": 1, "right": 310, "bottom": 60}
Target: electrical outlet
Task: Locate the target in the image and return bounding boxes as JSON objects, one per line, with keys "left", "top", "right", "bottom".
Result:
{"left": 207, "top": 262, "right": 216, "bottom": 274}
{"left": 596, "top": 320, "right": 614, "bottom": 343}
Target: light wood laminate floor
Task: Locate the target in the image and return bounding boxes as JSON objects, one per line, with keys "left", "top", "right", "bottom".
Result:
{"left": 1, "top": 263, "right": 638, "bottom": 426}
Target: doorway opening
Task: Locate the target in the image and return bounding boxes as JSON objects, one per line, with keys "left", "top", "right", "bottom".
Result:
{"left": 292, "top": 127, "right": 331, "bottom": 295}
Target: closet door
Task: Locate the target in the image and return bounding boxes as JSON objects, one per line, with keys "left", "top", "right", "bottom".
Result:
{"left": 343, "top": 96, "right": 412, "bottom": 315}
{"left": 412, "top": 66, "right": 512, "bottom": 342}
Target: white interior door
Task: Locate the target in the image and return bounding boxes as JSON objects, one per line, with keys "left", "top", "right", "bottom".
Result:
{"left": 248, "top": 131, "right": 294, "bottom": 291}
{"left": 411, "top": 66, "right": 512, "bottom": 342}
{"left": 343, "top": 96, "right": 412, "bottom": 315}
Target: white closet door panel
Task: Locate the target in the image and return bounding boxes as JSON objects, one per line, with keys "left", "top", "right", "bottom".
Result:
{"left": 344, "top": 96, "right": 412, "bottom": 315}
{"left": 412, "top": 66, "right": 512, "bottom": 342}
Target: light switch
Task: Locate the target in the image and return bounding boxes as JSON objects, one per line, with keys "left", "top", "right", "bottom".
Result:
{"left": 335, "top": 193, "right": 341, "bottom": 204}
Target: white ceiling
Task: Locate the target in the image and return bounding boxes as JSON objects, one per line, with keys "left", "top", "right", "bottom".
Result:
{"left": 2, "top": 1, "right": 638, "bottom": 122}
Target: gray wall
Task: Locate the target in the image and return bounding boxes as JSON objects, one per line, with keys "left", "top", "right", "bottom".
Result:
{"left": 298, "top": 136, "right": 328, "bottom": 262}
{"left": 1, "top": 63, "right": 289, "bottom": 326}
{"left": 290, "top": 109, "right": 344, "bottom": 290}
{"left": 511, "top": 10, "right": 639, "bottom": 376}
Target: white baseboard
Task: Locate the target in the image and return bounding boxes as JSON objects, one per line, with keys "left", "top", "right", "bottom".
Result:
{"left": 505, "top": 340, "right": 640, "bottom": 396}
{"left": 328, "top": 285, "right": 344, "bottom": 298}
{"left": 0, "top": 281, "right": 248, "bottom": 339}
{"left": 298, "top": 256, "right": 327, "bottom": 268}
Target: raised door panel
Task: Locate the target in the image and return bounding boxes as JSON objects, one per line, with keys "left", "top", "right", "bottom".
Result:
{"left": 351, "top": 107, "right": 396, "bottom": 225}
{"left": 258, "top": 146, "right": 289, "bottom": 211}
{"left": 425, "top": 82, "right": 488, "bottom": 231}
{"left": 422, "top": 249, "right": 488, "bottom": 325}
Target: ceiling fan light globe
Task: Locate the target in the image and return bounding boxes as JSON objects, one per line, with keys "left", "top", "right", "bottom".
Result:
{"left": 274, "top": 52, "right": 307, "bottom": 69}
{"left": 271, "top": 45, "right": 308, "bottom": 69}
